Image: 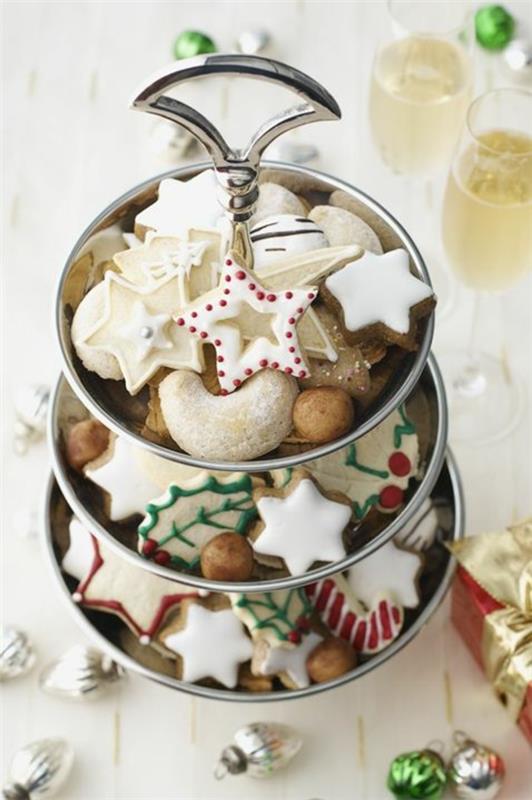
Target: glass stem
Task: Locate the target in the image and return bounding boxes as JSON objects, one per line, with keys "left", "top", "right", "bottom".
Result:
{"left": 453, "top": 291, "right": 487, "bottom": 398}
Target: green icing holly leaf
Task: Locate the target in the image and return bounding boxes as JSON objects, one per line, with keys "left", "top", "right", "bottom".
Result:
{"left": 231, "top": 588, "right": 313, "bottom": 644}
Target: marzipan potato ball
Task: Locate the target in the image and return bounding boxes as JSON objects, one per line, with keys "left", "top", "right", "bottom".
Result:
{"left": 200, "top": 531, "right": 254, "bottom": 581}
{"left": 293, "top": 386, "right": 354, "bottom": 443}
{"left": 66, "top": 419, "right": 110, "bottom": 470}
{"left": 306, "top": 636, "right": 357, "bottom": 682}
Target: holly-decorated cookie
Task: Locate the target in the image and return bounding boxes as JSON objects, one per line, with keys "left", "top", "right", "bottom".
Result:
{"left": 137, "top": 471, "right": 260, "bottom": 571}
{"left": 322, "top": 249, "right": 435, "bottom": 350}
{"left": 230, "top": 587, "right": 314, "bottom": 647}
{"left": 62, "top": 518, "right": 199, "bottom": 644}
{"left": 249, "top": 470, "right": 352, "bottom": 575}
{"left": 158, "top": 596, "right": 253, "bottom": 688}
{"left": 346, "top": 540, "right": 422, "bottom": 609}
{"left": 305, "top": 576, "right": 404, "bottom": 655}
{"left": 302, "top": 405, "right": 419, "bottom": 520}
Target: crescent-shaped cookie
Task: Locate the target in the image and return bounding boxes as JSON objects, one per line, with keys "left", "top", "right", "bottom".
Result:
{"left": 159, "top": 369, "right": 299, "bottom": 461}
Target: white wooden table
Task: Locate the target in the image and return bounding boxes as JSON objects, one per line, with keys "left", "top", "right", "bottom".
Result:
{"left": 2, "top": 2, "right": 531, "bottom": 798}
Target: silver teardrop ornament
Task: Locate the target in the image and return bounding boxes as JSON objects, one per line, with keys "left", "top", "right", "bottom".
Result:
{"left": 0, "top": 627, "right": 36, "bottom": 681}
{"left": 39, "top": 645, "right": 125, "bottom": 700}
{"left": 3, "top": 738, "right": 74, "bottom": 800}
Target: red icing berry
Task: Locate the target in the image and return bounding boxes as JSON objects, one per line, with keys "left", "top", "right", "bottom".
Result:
{"left": 296, "top": 615, "right": 310, "bottom": 631}
{"left": 287, "top": 630, "right": 301, "bottom": 644}
{"left": 285, "top": 291, "right": 293, "bottom": 299}
{"left": 285, "top": 367, "right": 293, "bottom": 374}
{"left": 176, "top": 318, "right": 184, "bottom": 326}
{"left": 200, "top": 331, "right": 208, "bottom": 339}
{"left": 233, "top": 379, "right": 242, "bottom": 387}
{"left": 235, "top": 270, "right": 246, "bottom": 280}
{"left": 379, "top": 485, "right": 404, "bottom": 509}
{"left": 259, "top": 358, "right": 268, "bottom": 367}
{"left": 266, "top": 293, "right": 276, "bottom": 302}
{"left": 256, "top": 291, "right": 265, "bottom": 300}
{"left": 142, "top": 539, "right": 157, "bottom": 557}
{"left": 214, "top": 339, "right": 222, "bottom": 346}
{"left": 154, "top": 550, "right": 171, "bottom": 566}
{"left": 189, "top": 326, "right": 196, "bottom": 333}
{"left": 191, "top": 311, "right": 198, "bottom": 318}
{"left": 248, "top": 283, "right": 256, "bottom": 291}
{"left": 206, "top": 304, "right": 213, "bottom": 311}
{"left": 244, "top": 368, "right": 253, "bottom": 376}
{"left": 219, "top": 299, "right": 227, "bottom": 307}
{"left": 388, "top": 451, "right": 412, "bottom": 477}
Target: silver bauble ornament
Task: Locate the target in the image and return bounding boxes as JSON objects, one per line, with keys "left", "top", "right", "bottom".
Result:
{"left": 235, "top": 29, "right": 270, "bottom": 55}
{"left": 3, "top": 738, "right": 74, "bottom": 799}
{"left": 447, "top": 731, "right": 505, "bottom": 800}
{"left": 214, "top": 722, "right": 302, "bottom": 779}
{"left": 0, "top": 627, "right": 36, "bottom": 681}
{"left": 13, "top": 384, "right": 50, "bottom": 455}
{"left": 39, "top": 645, "right": 125, "bottom": 700}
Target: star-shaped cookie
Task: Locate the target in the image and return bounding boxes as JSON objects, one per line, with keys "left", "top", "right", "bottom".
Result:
{"left": 159, "top": 602, "right": 253, "bottom": 687}
{"left": 251, "top": 472, "right": 352, "bottom": 575}
{"left": 175, "top": 252, "right": 317, "bottom": 393}
{"left": 253, "top": 631, "right": 323, "bottom": 688}
{"left": 346, "top": 540, "right": 422, "bottom": 609}
{"left": 322, "top": 248, "right": 435, "bottom": 349}
{"left": 62, "top": 518, "right": 198, "bottom": 644}
{"left": 79, "top": 271, "right": 203, "bottom": 394}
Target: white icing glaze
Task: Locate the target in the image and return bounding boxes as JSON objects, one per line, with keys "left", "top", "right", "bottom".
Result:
{"left": 119, "top": 301, "right": 172, "bottom": 360}
{"left": 135, "top": 170, "right": 222, "bottom": 236}
{"left": 346, "top": 540, "right": 421, "bottom": 609}
{"left": 253, "top": 479, "right": 351, "bottom": 575}
{"left": 394, "top": 498, "right": 440, "bottom": 551}
{"left": 258, "top": 632, "right": 323, "bottom": 688}
{"left": 176, "top": 254, "right": 316, "bottom": 393}
{"left": 250, "top": 214, "right": 329, "bottom": 269}
{"left": 325, "top": 248, "right": 434, "bottom": 335}
{"left": 62, "top": 518, "right": 96, "bottom": 581}
{"left": 85, "top": 436, "right": 165, "bottom": 521}
{"left": 162, "top": 605, "right": 253, "bottom": 687}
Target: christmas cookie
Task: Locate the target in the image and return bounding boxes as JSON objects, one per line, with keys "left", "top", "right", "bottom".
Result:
{"left": 322, "top": 249, "right": 435, "bottom": 351}
{"left": 305, "top": 576, "right": 404, "bottom": 655}
{"left": 251, "top": 631, "right": 324, "bottom": 689}
{"left": 137, "top": 472, "right": 260, "bottom": 571}
{"left": 158, "top": 367, "right": 298, "bottom": 461}
{"left": 292, "top": 386, "right": 354, "bottom": 443}
{"left": 250, "top": 214, "right": 328, "bottom": 269}
{"left": 134, "top": 170, "right": 222, "bottom": 239}
{"left": 175, "top": 252, "right": 317, "bottom": 393}
{"left": 158, "top": 596, "right": 252, "bottom": 688}
{"left": 249, "top": 470, "right": 352, "bottom": 575}
{"left": 253, "top": 183, "right": 307, "bottom": 224}
{"left": 394, "top": 498, "right": 443, "bottom": 552}
{"left": 346, "top": 540, "right": 422, "bottom": 609}
{"left": 308, "top": 205, "right": 383, "bottom": 253}
{"left": 303, "top": 405, "right": 419, "bottom": 520}
{"left": 62, "top": 518, "right": 198, "bottom": 644}
{"left": 230, "top": 587, "right": 314, "bottom": 647}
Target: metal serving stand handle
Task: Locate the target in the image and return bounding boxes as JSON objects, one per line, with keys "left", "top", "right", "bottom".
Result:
{"left": 130, "top": 54, "right": 341, "bottom": 266}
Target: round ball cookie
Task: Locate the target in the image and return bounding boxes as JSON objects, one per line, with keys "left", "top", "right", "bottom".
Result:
{"left": 71, "top": 283, "right": 122, "bottom": 380}
{"left": 65, "top": 419, "right": 111, "bottom": 470}
{"left": 200, "top": 532, "right": 254, "bottom": 581}
{"left": 253, "top": 182, "right": 307, "bottom": 223}
{"left": 250, "top": 214, "right": 328, "bottom": 269}
{"left": 159, "top": 368, "right": 299, "bottom": 462}
{"left": 306, "top": 636, "right": 357, "bottom": 683}
{"left": 293, "top": 387, "right": 354, "bottom": 443}
{"left": 308, "top": 206, "right": 383, "bottom": 254}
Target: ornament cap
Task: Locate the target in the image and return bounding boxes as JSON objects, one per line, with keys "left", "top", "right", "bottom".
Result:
{"left": 214, "top": 745, "right": 248, "bottom": 779}
{"left": 2, "top": 784, "right": 31, "bottom": 800}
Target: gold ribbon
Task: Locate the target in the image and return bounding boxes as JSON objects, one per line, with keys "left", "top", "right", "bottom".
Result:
{"left": 449, "top": 518, "right": 532, "bottom": 720}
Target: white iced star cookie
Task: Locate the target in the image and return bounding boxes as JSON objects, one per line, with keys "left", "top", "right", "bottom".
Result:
{"left": 252, "top": 631, "right": 323, "bottom": 689}
{"left": 250, "top": 471, "right": 352, "bottom": 575}
{"left": 346, "top": 540, "right": 422, "bottom": 609}
{"left": 322, "top": 248, "right": 435, "bottom": 349}
{"left": 159, "top": 600, "right": 253, "bottom": 687}
{"left": 62, "top": 518, "right": 199, "bottom": 644}
{"left": 135, "top": 170, "right": 222, "bottom": 238}
{"left": 72, "top": 270, "right": 203, "bottom": 394}
{"left": 176, "top": 252, "right": 317, "bottom": 393}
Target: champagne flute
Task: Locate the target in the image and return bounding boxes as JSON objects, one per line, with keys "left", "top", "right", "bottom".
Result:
{"left": 369, "top": 1, "right": 474, "bottom": 312}
{"left": 440, "top": 88, "right": 532, "bottom": 444}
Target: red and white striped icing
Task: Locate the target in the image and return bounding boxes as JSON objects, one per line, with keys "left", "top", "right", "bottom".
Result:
{"left": 305, "top": 577, "right": 404, "bottom": 655}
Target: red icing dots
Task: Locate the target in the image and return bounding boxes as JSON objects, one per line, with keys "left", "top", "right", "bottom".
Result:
{"left": 379, "top": 485, "right": 404, "bottom": 509}
{"left": 388, "top": 451, "right": 412, "bottom": 476}
{"left": 235, "top": 270, "right": 246, "bottom": 280}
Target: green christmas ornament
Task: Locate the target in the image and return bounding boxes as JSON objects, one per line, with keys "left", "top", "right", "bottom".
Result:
{"left": 173, "top": 30, "right": 217, "bottom": 60}
{"left": 387, "top": 750, "right": 447, "bottom": 800}
{"left": 475, "top": 5, "right": 515, "bottom": 51}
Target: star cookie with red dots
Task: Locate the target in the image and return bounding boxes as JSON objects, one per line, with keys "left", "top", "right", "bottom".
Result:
{"left": 175, "top": 252, "right": 317, "bottom": 394}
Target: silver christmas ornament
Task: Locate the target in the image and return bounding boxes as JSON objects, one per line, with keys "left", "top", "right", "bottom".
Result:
{"left": 39, "top": 645, "right": 125, "bottom": 700}
{"left": 447, "top": 731, "right": 505, "bottom": 800}
{"left": 13, "top": 384, "right": 50, "bottom": 455}
{"left": 0, "top": 627, "right": 36, "bottom": 681}
{"left": 3, "top": 738, "right": 74, "bottom": 799}
{"left": 503, "top": 39, "right": 532, "bottom": 81}
{"left": 214, "top": 722, "right": 302, "bottom": 779}
{"left": 236, "top": 29, "right": 270, "bottom": 55}
{"left": 149, "top": 119, "right": 197, "bottom": 163}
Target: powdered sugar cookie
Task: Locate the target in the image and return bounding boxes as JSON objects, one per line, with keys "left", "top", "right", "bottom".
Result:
{"left": 346, "top": 540, "right": 422, "bottom": 609}
{"left": 250, "top": 470, "right": 352, "bottom": 575}
{"left": 308, "top": 206, "right": 383, "bottom": 253}
{"left": 159, "top": 368, "right": 298, "bottom": 461}
{"left": 322, "top": 249, "right": 435, "bottom": 351}
{"left": 305, "top": 576, "right": 404, "bottom": 655}
{"left": 250, "top": 214, "right": 328, "bottom": 269}
{"left": 230, "top": 587, "right": 314, "bottom": 647}
{"left": 62, "top": 518, "right": 199, "bottom": 644}
{"left": 137, "top": 472, "right": 261, "bottom": 570}
{"left": 253, "top": 183, "right": 307, "bottom": 224}
{"left": 158, "top": 597, "right": 252, "bottom": 687}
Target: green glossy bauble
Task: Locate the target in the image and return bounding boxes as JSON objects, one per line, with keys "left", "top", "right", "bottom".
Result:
{"left": 173, "top": 30, "right": 217, "bottom": 60}
{"left": 475, "top": 5, "right": 515, "bottom": 51}
{"left": 387, "top": 750, "right": 447, "bottom": 800}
